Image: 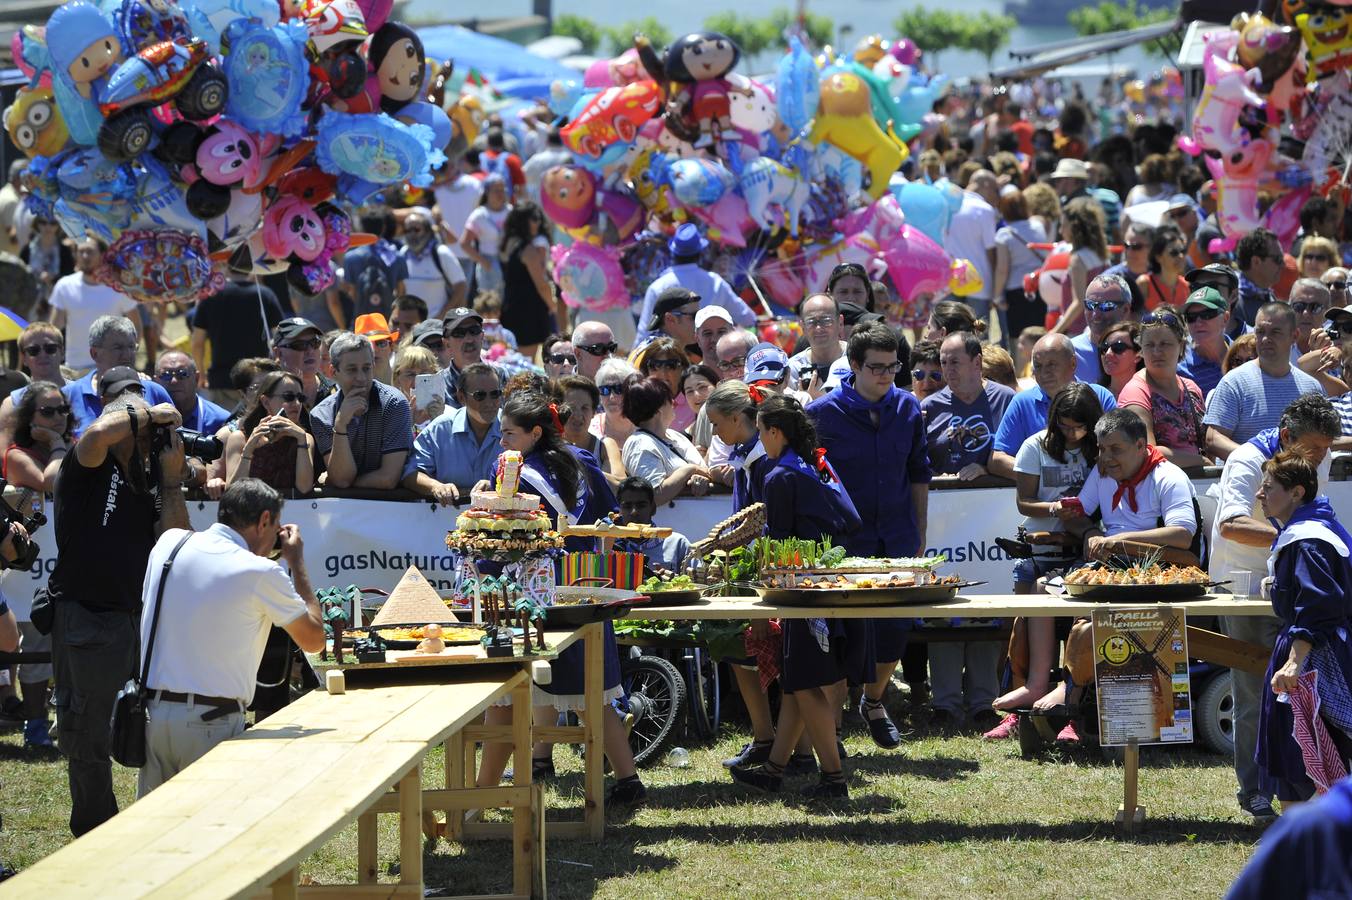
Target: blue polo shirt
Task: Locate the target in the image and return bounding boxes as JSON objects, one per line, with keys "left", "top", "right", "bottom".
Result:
{"left": 411, "top": 406, "right": 502, "bottom": 489}
{"left": 64, "top": 370, "right": 174, "bottom": 438}
{"left": 183, "top": 395, "right": 232, "bottom": 434}
{"left": 993, "top": 382, "right": 1118, "bottom": 457}
{"left": 1071, "top": 330, "right": 1101, "bottom": 384}
{"left": 1177, "top": 340, "right": 1230, "bottom": 398}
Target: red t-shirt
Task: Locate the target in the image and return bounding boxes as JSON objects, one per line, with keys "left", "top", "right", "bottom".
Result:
{"left": 1011, "top": 120, "right": 1035, "bottom": 157}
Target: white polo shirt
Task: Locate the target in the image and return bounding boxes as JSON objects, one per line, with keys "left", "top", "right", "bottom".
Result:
{"left": 140, "top": 524, "right": 307, "bottom": 704}
{"left": 1078, "top": 458, "right": 1198, "bottom": 537}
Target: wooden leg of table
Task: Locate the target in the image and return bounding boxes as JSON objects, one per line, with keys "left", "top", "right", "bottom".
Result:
{"left": 357, "top": 813, "right": 377, "bottom": 884}
{"left": 534, "top": 782, "right": 547, "bottom": 900}
{"left": 583, "top": 622, "right": 605, "bottom": 841}
{"left": 271, "top": 868, "right": 298, "bottom": 899}
{"left": 445, "top": 732, "right": 465, "bottom": 841}
{"left": 1116, "top": 737, "right": 1145, "bottom": 834}
{"left": 512, "top": 676, "right": 534, "bottom": 898}
{"left": 398, "top": 763, "right": 423, "bottom": 887}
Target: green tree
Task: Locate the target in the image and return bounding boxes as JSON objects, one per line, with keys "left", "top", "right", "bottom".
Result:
{"left": 960, "top": 11, "right": 1016, "bottom": 69}
{"left": 766, "top": 8, "right": 833, "bottom": 49}
{"left": 703, "top": 12, "right": 776, "bottom": 58}
{"left": 1068, "top": 0, "right": 1180, "bottom": 57}
{"left": 607, "top": 18, "right": 673, "bottom": 56}
{"left": 893, "top": 7, "right": 968, "bottom": 67}
{"left": 554, "top": 13, "right": 604, "bottom": 55}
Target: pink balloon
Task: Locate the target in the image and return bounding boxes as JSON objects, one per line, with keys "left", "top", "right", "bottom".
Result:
{"left": 687, "top": 193, "right": 752, "bottom": 248}
{"left": 889, "top": 38, "right": 918, "bottom": 67}
{"left": 583, "top": 49, "right": 644, "bottom": 88}
{"left": 1206, "top": 140, "right": 1271, "bottom": 254}
{"left": 550, "top": 243, "right": 630, "bottom": 312}
{"left": 1264, "top": 183, "right": 1310, "bottom": 249}
{"left": 881, "top": 224, "right": 952, "bottom": 300}
{"left": 805, "top": 235, "right": 877, "bottom": 292}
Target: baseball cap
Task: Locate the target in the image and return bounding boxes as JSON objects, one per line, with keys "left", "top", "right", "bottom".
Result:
{"left": 272, "top": 317, "right": 322, "bottom": 345}
{"left": 744, "top": 342, "right": 789, "bottom": 384}
{"left": 409, "top": 318, "right": 444, "bottom": 348}
{"left": 821, "top": 356, "right": 854, "bottom": 391}
{"left": 1185, "top": 262, "right": 1239, "bottom": 292}
{"left": 355, "top": 312, "right": 397, "bottom": 344}
{"left": 1326, "top": 305, "right": 1352, "bottom": 326}
{"left": 1182, "top": 286, "right": 1227, "bottom": 313}
{"left": 100, "top": 366, "right": 144, "bottom": 400}
{"left": 1166, "top": 193, "right": 1195, "bottom": 214}
{"left": 443, "top": 307, "right": 483, "bottom": 332}
{"left": 694, "top": 305, "right": 734, "bottom": 330}
{"left": 648, "top": 286, "right": 701, "bottom": 332}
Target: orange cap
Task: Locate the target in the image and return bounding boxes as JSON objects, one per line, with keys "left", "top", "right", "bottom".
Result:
{"left": 354, "top": 313, "right": 398, "bottom": 344}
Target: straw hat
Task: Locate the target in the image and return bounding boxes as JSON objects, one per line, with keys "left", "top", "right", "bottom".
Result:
{"left": 370, "top": 567, "right": 453, "bottom": 625}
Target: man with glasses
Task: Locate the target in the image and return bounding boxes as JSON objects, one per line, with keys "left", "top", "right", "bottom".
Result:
{"left": 572, "top": 320, "right": 618, "bottom": 380}
{"left": 809, "top": 324, "right": 931, "bottom": 750}
{"left": 989, "top": 333, "right": 1118, "bottom": 480}
{"left": 542, "top": 334, "right": 576, "bottom": 378}
{"left": 404, "top": 363, "right": 502, "bottom": 506}
{"left": 399, "top": 206, "right": 466, "bottom": 317}
{"left": 271, "top": 318, "right": 337, "bottom": 408}
{"left": 438, "top": 308, "right": 488, "bottom": 408}
{"left": 48, "top": 238, "right": 139, "bottom": 374}
{"left": 788, "top": 293, "right": 846, "bottom": 396}
{"left": 1070, "top": 274, "right": 1132, "bottom": 383}
{"left": 695, "top": 307, "right": 735, "bottom": 369}
{"left": 1288, "top": 279, "right": 1348, "bottom": 396}
{"left": 1100, "top": 223, "right": 1154, "bottom": 313}
{"left": 192, "top": 270, "right": 284, "bottom": 408}
{"left": 1235, "top": 229, "right": 1285, "bottom": 329}
{"left": 310, "top": 333, "right": 412, "bottom": 489}
{"left": 64, "top": 316, "right": 173, "bottom": 437}
{"left": 714, "top": 329, "right": 757, "bottom": 383}
{"left": 1204, "top": 302, "right": 1324, "bottom": 460}
{"left": 642, "top": 287, "right": 702, "bottom": 359}
{"left": 1322, "top": 267, "right": 1349, "bottom": 310}
{"left": 1186, "top": 262, "right": 1247, "bottom": 340}
{"left": 1177, "top": 286, "right": 1232, "bottom": 398}
{"left": 154, "top": 351, "right": 230, "bottom": 435}
{"left": 635, "top": 223, "right": 756, "bottom": 344}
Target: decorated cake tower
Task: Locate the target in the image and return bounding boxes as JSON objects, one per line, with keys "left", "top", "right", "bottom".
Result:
{"left": 446, "top": 450, "right": 565, "bottom": 557}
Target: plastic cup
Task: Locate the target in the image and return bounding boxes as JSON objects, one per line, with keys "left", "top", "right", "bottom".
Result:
{"left": 1228, "top": 571, "right": 1254, "bottom": 598}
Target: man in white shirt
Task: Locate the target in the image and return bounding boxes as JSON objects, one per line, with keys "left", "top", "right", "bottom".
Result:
{"left": 943, "top": 170, "right": 1000, "bottom": 322}
{"left": 431, "top": 156, "right": 484, "bottom": 270}
{"left": 137, "top": 479, "right": 325, "bottom": 797}
{"left": 1208, "top": 394, "right": 1340, "bottom": 823}
{"left": 400, "top": 207, "right": 466, "bottom": 317}
{"left": 788, "top": 293, "right": 847, "bottom": 394}
{"left": 49, "top": 238, "right": 139, "bottom": 372}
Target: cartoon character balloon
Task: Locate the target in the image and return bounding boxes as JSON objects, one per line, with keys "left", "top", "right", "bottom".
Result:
{"left": 97, "top": 228, "right": 223, "bottom": 304}
{"left": 1206, "top": 139, "right": 1273, "bottom": 253}
{"left": 222, "top": 20, "right": 310, "bottom": 137}
{"left": 663, "top": 31, "right": 744, "bottom": 148}
{"left": 1177, "top": 37, "right": 1263, "bottom": 157}
{"left": 4, "top": 83, "right": 69, "bottom": 158}
{"left": 550, "top": 243, "right": 630, "bottom": 312}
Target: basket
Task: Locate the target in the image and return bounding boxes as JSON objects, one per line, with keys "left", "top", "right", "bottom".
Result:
{"left": 688, "top": 503, "right": 766, "bottom": 561}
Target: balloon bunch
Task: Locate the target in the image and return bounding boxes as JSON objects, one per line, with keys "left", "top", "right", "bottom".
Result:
{"left": 540, "top": 29, "right": 976, "bottom": 316}
{"left": 4, "top": 0, "right": 448, "bottom": 303}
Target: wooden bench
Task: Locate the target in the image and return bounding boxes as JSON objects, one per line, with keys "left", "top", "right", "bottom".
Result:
{"left": 8, "top": 666, "right": 544, "bottom": 899}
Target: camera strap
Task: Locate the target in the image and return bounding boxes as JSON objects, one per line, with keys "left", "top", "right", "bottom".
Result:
{"left": 138, "top": 531, "right": 195, "bottom": 693}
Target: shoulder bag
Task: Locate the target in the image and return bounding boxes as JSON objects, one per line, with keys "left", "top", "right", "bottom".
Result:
{"left": 110, "top": 531, "right": 193, "bottom": 768}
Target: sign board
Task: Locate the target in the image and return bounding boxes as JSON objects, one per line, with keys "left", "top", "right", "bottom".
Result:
{"left": 1091, "top": 606, "right": 1192, "bottom": 747}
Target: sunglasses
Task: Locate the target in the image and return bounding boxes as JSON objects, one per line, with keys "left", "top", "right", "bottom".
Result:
{"left": 864, "top": 361, "right": 903, "bottom": 376}
{"left": 37, "top": 403, "right": 70, "bottom": 417}
{"left": 282, "top": 337, "right": 321, "bottom": 351}
{"left": 1124, "top": 242, "right": 1148, "bottom": 251}
{"left": 910, "top": 368, "right": 944, "bottom": 382}
{"left": 22, "top": 343, "right": 61, "bottom": 357}
{"left": 648, "top": 358, "right": 683, "bottom": 371}
{"left": 156, "top": 367, "right": 193, "bottom": 383}
{"left": 271, "top": 391, "right": 303, "bottom": 403}
{"left": 667, "top": 308, "right": 698, "bottom": 320}
{"left": 1184, "top": 307, "right": 1222, "bottom": 323}
{"left": 1327, "top": 281, "right": 1348, "bottom": 291}
{"left": 466, "top": 389, "right": 503, "bottom": 402}
{"left": 1304, "top": 254, "right": 1330, "bottom": 263}
{"left": 447, "top": 324, "right": 483, "bottom": 339}
{"left": 546, "top": 353, "right": 577, "bottom": 365}
{"left": 1166, "top": 247, "right": 1187, "bottom": 258}
{"left": 1140, "top": 310, "right": 1180, "bottom": 328}
{"left": 1084, "top": 299, "right": 1125, "bottom": 313}
{"left": 1099, "top": 340, "right": 1138, "bottom": 355}
{"left": 419, "top": 338, "right": 445, "bottom": 352}
{"left": 1293, "top": 301, "right": 1328, "bottom": 315}
{"left": 598, "top": 384, "right": 624, "bottom": 396}
{"left": 577, "top": 342, "right": 618, "bottom": 356}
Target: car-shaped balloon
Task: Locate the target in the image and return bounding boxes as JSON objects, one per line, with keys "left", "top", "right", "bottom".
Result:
{"left": 562, "top": 81, "right": 660, "bottom": 158}
{"left": 97, "top": 38, "right": 227, "bottom": 161}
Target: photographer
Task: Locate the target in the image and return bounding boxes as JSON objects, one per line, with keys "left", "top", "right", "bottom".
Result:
{"left": 48, "top": 389, "right": 189, "bottom": 837}
{"left": 137, "top": 479, "right": 324, "bottom": 797}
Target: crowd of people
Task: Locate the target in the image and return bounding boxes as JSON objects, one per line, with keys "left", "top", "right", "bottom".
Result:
{"left": 3, "top": 70, "right": 1352, "bottom": 844}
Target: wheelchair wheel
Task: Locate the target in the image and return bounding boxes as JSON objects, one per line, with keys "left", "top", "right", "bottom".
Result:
{"left": 623, "top": 654, "right": 686, "bottom": 767}
{"left": 1196, "top": 670, "right": 1235, "bottom": 757}
{"left": 685, "top": 647, "right": 721, "bottom": 741}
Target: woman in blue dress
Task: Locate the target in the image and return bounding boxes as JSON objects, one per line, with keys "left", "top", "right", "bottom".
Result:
{"left": 730, "top": 395, "right": 867, "bottom": 800}
{"left": 475, "top": 392, "right": 645, "bottom": 804}
{"left": 1256, "top": 450, "right": 1352, "bottom": 806}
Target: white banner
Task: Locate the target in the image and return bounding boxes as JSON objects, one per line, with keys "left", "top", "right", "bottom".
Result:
{"left": 7, "top": 478, "right": 1351, "bottom": 618}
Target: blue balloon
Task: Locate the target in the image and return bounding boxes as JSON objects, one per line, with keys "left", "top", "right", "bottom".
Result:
{"left": 894, "top": 75, "right": 948, "bottom": 129}
{"left": 396, "top": 101, "right": 453, "bottom": 154}
{"left": 223, "top": 21, "right": 309, "bottom": 138}
{"left": 669, "top": 158, "right": 733, "bottom": 207}
{"left": 775, "top": 36, "right": 819, "bottom": 140}
{"left": 892, "top": 180, "right": 950, "bottom": 245}
{"left": 315, "top": 110, "right": 445, "bottom": 189}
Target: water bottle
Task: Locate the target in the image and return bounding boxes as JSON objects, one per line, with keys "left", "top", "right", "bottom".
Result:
{"left": 665, "top": 746, "right": 691, "bottom": 768}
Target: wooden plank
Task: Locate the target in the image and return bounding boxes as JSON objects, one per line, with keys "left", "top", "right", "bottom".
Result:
{"left": 583, "top": 622, "right": 605, "bottom": 842}
{"left": 398, "top": 764, "right": 422, "bottom": 888}
{"left": 462, "top": 725, "right": 582, "bottom": 744}
{"left": 1185, "top": 625, "right": 1271, "bottom": 676}
{"left": 297, "top": 886, "right": 422, "bottom": 899}
{"left": 369, "top": 786, "right": 531, "bottom": 815}
{"left": 511, "top": 677, "right": 534, "bottom": 898}
{"left": 272, "top": 868, "right": 299, "bottom": 900}
{"left": 357, "top": 813, "right": 377, "bottom": 884}
{"left": 640, "top": 594, "right": 1277, "bottom": 620}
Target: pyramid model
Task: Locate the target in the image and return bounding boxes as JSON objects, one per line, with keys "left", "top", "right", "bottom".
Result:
{"left": 370, "top": 567, "right": 453, "bottom": 626}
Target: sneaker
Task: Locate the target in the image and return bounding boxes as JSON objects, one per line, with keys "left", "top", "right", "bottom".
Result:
{"left": 729, "top": 763, "right": 783, "bottom": 793}
{"left": 801, "top": 777, "right": 849, "bottom": 800}
{"left": 970, "top": 709, "right": 1003, "bottom": 734}
{"left": 859, "top": 697, "right": 902, "bottom": 749}
{"left": 785, "top": 752, "right": 818, "bottom": 775}
{"left": 981, "top": 712, "right": 1019, "bottom": 741}
{"left": 1239, "top": 793, "right": 1278, "bottom": 824}
{"left": 1054, "top": 720, "right": 1082, "bottom": 745}
{"left": 722, "top": 740, "right": 773, "bottom": 769}
{"left": 607, "top": 776, "right": 647, "bottom": 805}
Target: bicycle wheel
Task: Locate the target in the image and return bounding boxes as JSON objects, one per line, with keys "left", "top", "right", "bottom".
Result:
{"left": 624, "top": 655, "right": 686, "bottom": 766}
{"left": 685, "top": 648, "right": 722, "bottom": 741}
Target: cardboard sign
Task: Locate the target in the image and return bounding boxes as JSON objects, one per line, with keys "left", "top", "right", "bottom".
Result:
{"left": 1091, "top": 606, "right": 1192, "bottom": 747}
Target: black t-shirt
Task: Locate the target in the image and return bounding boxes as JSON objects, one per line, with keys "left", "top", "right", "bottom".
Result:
{"left": 192, "top": 282, "right": 284, "bottom": 389}
{"left": 48, "top": 449, "right": 160, "bottom": 612}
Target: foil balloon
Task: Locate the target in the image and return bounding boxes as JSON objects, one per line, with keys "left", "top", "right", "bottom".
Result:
{"left": 180, "top": 0, "right": 280, "bottom": 55}
{"left": 560, "top": 80, "right": 660, "bottom": 158}
{"left": 687, "top": 191, "right": 752, "bottom": 248}
{"left": 223, "top": 20, "right": 310, "bottom": 137}
{"left": 727, "top": 74, "right": 777, "bottom": 136}
{"left": 892, "top": 181, "right": 951, "bottom": 244}
{"left": 889, "top": 38, "right": 919, "bottom": 67}
{"left": 758, "top": 317, "right": 803, "bottom": 353}
{"left": 812, "top": 70, "right": 902, "bottom": 200}
{"left": 97, "top": 228, "right": 223, "bottom": 303}
{"left": 52, "top": 147, "right": 136, "bottom": 241}
{"left": 1233, "top": 12, "right": 1302, "bottom": 92}
{"left": 737, "top": 157, "right": 810, "bottom": 237}
{"left": 395, "top": 101, "right": 451, "bottom": 153}
{"left": 550, "top": 243, "right": 630, "bottom": 312}
{"left": 948, "top": 258, "right": 984, "bottom": 297}
{"left": 881, "top": 224, "right": 954, "bottom": 300}
{"left": 1296, "top": 9, "right": 1352, "bottom": 83}
{"left": 1177, "top": 37, "right": 1263, "bottom": 157}
{"left": 4, "top": 83, "right": 70, "bottom": 158}
{"left": 583, "top": 48, "right": 644, "bottom": 88}
{"left": 669, "top": 157, "right": 734, "bottom": 207}
{"left": 539, "top": 165, "right": 598, "bottom": 230}
{"left": 775, "top": 36, "right": 819, "bottom": 139}
{"left": 314, "top": 109, "right": 443, "bottom": 187}
{"left": 894, "top": 75, "right": 947, "bottom": 129}
{"left": 39, "top": 2, "right": 120, "bottom": 147}
{"left": 1206, "top": 139, "right": 1273, "bottom": 254}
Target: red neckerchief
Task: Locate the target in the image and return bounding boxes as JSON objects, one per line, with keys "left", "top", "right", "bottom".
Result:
{"left": 1111, "top": 445, "right": 1167, "bottom": 512}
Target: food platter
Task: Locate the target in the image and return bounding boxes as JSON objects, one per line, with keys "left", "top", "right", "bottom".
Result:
{"left": 758, "top": 581, "right": 986, "bottom": 607}
{"left": 545, "top": 585, "right": 647, "bottom": 627}
{"left": 1062, "top": 581, "right": 1215, "bottom": 602}
{"left": 345, "top": 622, "right": 487, "bottom": 649}
{"left": 638, "top": 588, "right": 707, "bottom": 607}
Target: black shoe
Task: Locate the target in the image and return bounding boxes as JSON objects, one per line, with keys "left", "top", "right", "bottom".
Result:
{"left": 785, "top": 752, "right": 818, "bottom": 775}
{"left": 722, "top": 739, "right": 773, "bottom": 769}
{"left": 608, "top": 776, "right": 647, "bottom": 805}
{"left": 1239, "top": 792, "right": 1278, "bottom": 824}
{"left": 859, "top": 697, "right": 902, "bottom": 749}
{"left": 532, "top": 757, "right": 556, "bottom": 781}
{"left": 730, "top": 763, "right": 783, "bottom": 793}
{"left": 970, "top": 709, "right": 1003, "bottom": 734}
{"left": 930, "top": 708, "right": 957, "bottom": 730}
{"left": 801, "top": 777, "right": 849, "bottom": 800}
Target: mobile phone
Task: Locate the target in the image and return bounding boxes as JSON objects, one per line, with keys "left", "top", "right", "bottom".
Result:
{"left": 414, "top": 373, "right": 445, "bottom": 410}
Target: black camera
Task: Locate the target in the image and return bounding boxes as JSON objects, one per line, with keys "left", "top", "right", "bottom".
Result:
{"left": 152, "top": 426, "right": 224, "bottom": 463}
{"left": 0, "top": 479, "right": 46, "bottom": 571}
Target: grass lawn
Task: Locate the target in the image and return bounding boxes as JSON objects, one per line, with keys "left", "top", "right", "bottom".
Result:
{"left": 0, "top": 703, "right": 1263, "bottom": 899}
